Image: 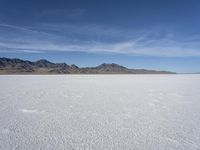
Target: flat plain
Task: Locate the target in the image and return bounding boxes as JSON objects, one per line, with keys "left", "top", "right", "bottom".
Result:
{"left": 0, "top": 75, "right": 200, "bottom": 150}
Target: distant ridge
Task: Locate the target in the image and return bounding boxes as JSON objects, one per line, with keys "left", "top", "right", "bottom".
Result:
{"left": 0, "top": 57, "right": 176, "bottom": 74}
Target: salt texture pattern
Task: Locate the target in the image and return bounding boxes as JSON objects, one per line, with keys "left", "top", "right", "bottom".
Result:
{"left": 0, "top": 75, "right": 200, "bottom": 150}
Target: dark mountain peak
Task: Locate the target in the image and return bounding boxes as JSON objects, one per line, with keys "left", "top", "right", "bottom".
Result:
{"left": 71, "top": 64, "right": 79, "bottom": 69}
{"left": 36, "top": 59, "right": 52, "bottom": 64}
{"left": 56, "top": 63, "right": 69, "bottom": 68}
{"left": 0, "top": 57, "right": 12, "bottom": 61}
{"left": 97, "top": 63, "right": 126, "bottom": 69}
{"left": 35, "top": 59, "right": 54, "bottom": 68}
{"left": 0, "top": 57, "right": 24, "bottom": 63}
{"left": 0, "top": 57, "right": 33, "bottom": 66}
{"left": 0, "top": 57, "right": 34, "bottom": 73}
{"left": 92, "top": 63, "right": 131, "bottom": 74}
{"left": 0, "top": 58, "right": 7, "bottom": 67}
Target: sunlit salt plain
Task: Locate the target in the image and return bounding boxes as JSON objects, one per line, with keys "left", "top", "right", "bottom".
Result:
{"left": 0, "top": 75, "right": 200, "bottom": 150}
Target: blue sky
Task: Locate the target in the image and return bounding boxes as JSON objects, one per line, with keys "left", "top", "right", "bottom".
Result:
{"left": 0, "top": 0, "right": 200, "bottom": 73}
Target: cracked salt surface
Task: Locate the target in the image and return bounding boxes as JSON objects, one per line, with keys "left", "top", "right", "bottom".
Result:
{"left": 0, "top": 75, "right": 200, "bottom": 150}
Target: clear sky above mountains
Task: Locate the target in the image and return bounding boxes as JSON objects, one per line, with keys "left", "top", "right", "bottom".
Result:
{"left": 0, "top": 0, "right": 200, "bottom": 73}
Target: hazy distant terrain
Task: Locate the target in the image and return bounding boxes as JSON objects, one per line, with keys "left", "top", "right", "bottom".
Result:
{"left": 0, "top": 75, "right": 200, "bottom": 149}
{"left": 0, "top": 57, "right": 175, "bottom": 74}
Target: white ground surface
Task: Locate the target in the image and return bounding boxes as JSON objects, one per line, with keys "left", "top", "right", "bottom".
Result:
{"left": 0, "top": 75, "right": 200, "bottom": 150}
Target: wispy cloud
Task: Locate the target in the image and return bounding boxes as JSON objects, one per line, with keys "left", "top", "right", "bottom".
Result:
{"left": 0, "top": 23, "right": 47, "bottom": 35}
{"left": 1, "top": 22, "right": 200, "bottom": 57}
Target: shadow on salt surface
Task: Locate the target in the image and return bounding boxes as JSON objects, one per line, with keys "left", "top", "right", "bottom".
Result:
{"left": 18, "top": 109, "right": 45, "bottom": 114}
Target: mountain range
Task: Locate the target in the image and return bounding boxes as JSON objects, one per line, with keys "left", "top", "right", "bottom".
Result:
{"left": 0, "top": 57, "right": 176, "bottom": 74}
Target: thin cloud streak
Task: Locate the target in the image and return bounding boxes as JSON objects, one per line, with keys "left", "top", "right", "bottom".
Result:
{"left": 1, "top": 23, "right": 200, "bottom": 57}
{"left": 0, "top": 23, "right": 50, "bottom": 35}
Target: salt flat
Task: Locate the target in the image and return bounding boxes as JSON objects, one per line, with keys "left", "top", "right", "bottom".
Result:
{"left": 0, "top": 75, "right": 200, "bottom": 150}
